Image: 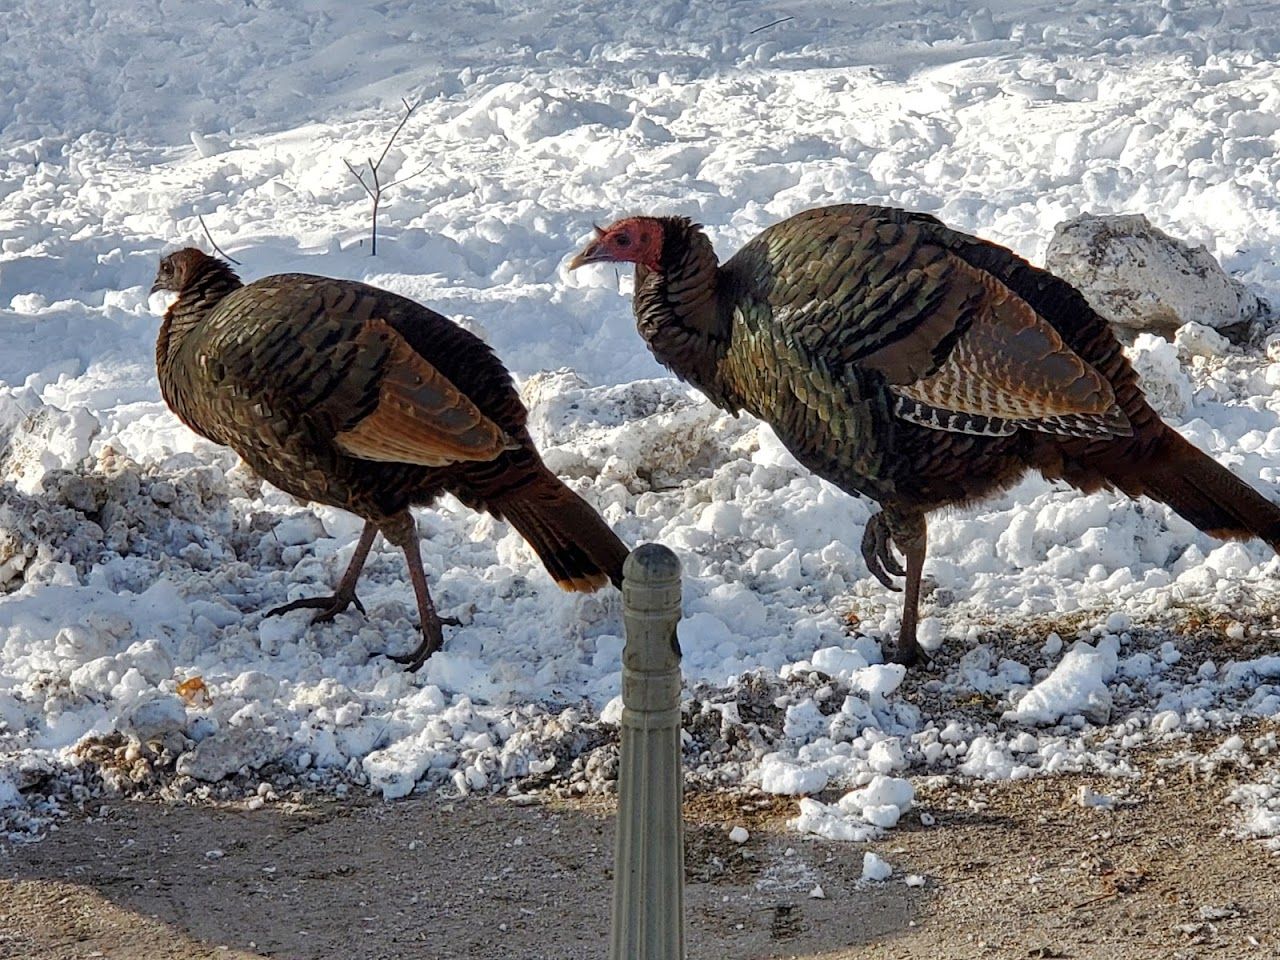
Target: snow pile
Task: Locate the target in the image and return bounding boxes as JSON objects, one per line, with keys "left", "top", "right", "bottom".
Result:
{"left": 1005, "top": 635, "right": 1120, "bottom": 726}
{"left": 3, "top": 0, "right": 1280, "bottom": 849}
{"left": 791, "top": 776, "right": 915, "bottom": 842}
{"left": 1225, "top": 731, "right": 1280, "bottom": 853}
{"left": 861, "top": 852, "right": 893, "bottom": 882}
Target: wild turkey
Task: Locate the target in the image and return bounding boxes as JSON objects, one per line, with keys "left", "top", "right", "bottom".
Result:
{"left": 570, "top": 204, "right": 1280, "bottom": 665}
{"left": 152, "top": 248, "right": 628, "bottom": 670}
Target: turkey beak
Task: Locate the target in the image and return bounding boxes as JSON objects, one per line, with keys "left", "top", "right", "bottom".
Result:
{"left": 568, "top": 239, "right": 606, "bottom": 270}
{"left": 149, "top": 278, "right": 165, "bottom": 294}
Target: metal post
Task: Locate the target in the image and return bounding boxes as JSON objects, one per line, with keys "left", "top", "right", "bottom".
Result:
{"left": 611, "top": 544, "right": 685, "bottom": 960}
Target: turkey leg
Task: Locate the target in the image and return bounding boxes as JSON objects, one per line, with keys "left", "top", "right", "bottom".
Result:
{"left": 266, "top": 520, "right": 376, "bottom": 622}
{"left": 380, "top": 511, "right": 460, "bottom": 672}
{"left": 889, "top": 511, "right": 928, "bottom": 666}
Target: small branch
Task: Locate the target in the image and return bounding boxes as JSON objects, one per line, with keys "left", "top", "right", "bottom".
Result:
{"left": 749, "top": 15, "right": 793, "bottom": 34}
{"left": 382, "top": 166, "right": 431, "bottom": 191}
{"left": 343, "top": 98, "right": 427, "bottom": 256}
{"left": 343, "top": 159, "right": 376, "bottom": 199}
{"left": 374, "top": 101, "right": 419, "bottom": 171}
{"left": 197, "top": 214, "right": 242, "bottom": 265}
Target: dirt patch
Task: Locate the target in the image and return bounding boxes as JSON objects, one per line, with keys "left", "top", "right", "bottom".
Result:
{"left": 3, "top": 738, "right": 1279, "bottom": 960}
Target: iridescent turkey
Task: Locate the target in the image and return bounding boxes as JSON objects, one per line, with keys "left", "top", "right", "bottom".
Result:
{"left": 153, "top": 248, "right": 627, "bottom": 670}
{"left": 571, "top": 204, "right": 1280, "bottom": 664}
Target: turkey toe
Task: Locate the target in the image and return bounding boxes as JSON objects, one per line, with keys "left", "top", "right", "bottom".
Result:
{"left": 265, "top": 591, "right": 366, "bottom": 623}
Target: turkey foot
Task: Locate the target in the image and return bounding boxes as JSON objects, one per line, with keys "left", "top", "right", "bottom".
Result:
{"left": 265, "top": 521, "right": 377, "bottom": 625}
{"left": 385, "top": 616, "right": 462, "bottom": 672}
{"left": 381, "top": 512, "right": 456, "bottom": 672}
{"left": 266, "top": 591, "right": 366, "bottom": 623}
{"left": 861, "top": 511, "right": 905, "bottom": 589}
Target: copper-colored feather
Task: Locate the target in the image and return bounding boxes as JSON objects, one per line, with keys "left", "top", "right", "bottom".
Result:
{"left": 334, "top": 320, "right": 517, "bottom": 466}
{"left": 885, "top": 263, "right": 1130, "bottom": 437}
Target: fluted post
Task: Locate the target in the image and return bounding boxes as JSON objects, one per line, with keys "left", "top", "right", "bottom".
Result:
{"left": 611, "top": 544, "right": 685, "bottom": 960}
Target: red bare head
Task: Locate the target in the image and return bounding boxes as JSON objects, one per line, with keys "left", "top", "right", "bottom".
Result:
{"left": 568, "top": 217, "right": 665, "bottom": 272}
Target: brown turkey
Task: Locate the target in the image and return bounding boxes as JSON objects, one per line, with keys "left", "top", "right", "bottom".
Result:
{"left": 152, "top": 248, "right": 628, "bottom": 670}
{"left": 570, "top": 204, "right": 1280, "bottom": 665}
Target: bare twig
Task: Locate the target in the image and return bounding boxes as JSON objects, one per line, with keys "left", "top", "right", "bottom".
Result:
{"left": 344, "top": 98, "right": 428, "bottom": 255}
{"left": 197, "top": 214, "right": 242, "bottom": 265}
{"left": 383, "top": 166, "right": 432, "bottom": 191}
{"left": 749, "top": 15, "right": 794, "bottom": 34}
{"left": 344, "top": 158, "right": 375, "bottom": 200}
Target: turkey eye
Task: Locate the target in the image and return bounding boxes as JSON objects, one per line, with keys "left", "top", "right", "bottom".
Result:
{"left": 616, "top": 235, "right": 631, "bottom": 247}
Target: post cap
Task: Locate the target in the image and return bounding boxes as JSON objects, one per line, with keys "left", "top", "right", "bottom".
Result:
{"left": 622, "top": 543, "right": 682, "bottom": 586}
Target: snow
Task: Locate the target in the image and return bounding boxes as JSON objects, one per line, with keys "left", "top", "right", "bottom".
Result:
{"left": 2, "top": 0, "right": 1280, "bottom": 849}
{"left": 1005, "top": 636, "right": 1120, "bottom": 726}
{"left": 791, "top": 775, "right": 915, "bottom": 840}
{"left": 861, "top": 852, "right": 893, "bottom": 882}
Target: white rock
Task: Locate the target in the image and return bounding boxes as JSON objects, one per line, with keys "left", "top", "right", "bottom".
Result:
{"left": 176, "top": 728, "right": 288, "bottom": 783}
{"left": 728, "top": 825, "right": 749, "bottom": 844}
{"left": 1044, "top": 213, "right": 1263, "bottom": 335}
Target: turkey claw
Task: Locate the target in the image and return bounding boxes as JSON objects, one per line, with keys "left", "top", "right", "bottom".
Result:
{"left": 266, "top": 591, "right": 365, "bottom": 624}
{"left": 861, "top": 512, "right": 905, "bottom": 589}
{"left": 384, "top": 616, "right": 455, "bottom": 672}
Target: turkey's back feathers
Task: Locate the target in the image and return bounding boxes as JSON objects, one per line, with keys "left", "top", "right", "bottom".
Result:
{"left": 722, "top": 205, "right": 1132, "bottom": 444}
{"left": 160, "top": 269, "right": 544, "bottom": 521}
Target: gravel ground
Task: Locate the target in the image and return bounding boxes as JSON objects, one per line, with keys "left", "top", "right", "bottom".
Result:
{"left": 3, "top": 732, "right": 1278, "bottom": 960}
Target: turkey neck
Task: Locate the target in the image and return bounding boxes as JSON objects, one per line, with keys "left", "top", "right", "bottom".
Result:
{"left": 156, "top": 261, "right": 243, "bottom": 373}
{"left": 632, "top": 220, "right": 734, "bottom": 407}
{"left": 156, "top": 259, "right": 243, "bottom": 431}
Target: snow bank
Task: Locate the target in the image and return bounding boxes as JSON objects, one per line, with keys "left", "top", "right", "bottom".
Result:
{"left": 1005, "top": 636, "right": 1120, "bottom": 726}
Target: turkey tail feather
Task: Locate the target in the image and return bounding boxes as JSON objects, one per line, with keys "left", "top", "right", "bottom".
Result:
{"left": 496, "top": 469, "right": 628, "bottom": 591}
{"left": 1140, "top": 428, "right": 1280, "bottom": 551}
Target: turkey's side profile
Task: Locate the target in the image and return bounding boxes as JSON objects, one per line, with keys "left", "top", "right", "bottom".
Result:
{"left": 153, "top": 248, "right": 628, "bottom": 670}
{"left": 570, "top": 204, "right": 1280, "bottom": 665}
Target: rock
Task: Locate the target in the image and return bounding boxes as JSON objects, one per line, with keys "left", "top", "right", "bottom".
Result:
{"left": 122, "top": 695, "right": 189, "bottom": 742}
{"left": 176, "top": 728, "right": 288, "bottom": 782}
{"left": 0, "top": 526, "right": 33, "bottom": 586}
{"left": 1044, "top": 213, "right": 1265, "bottom": 340}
